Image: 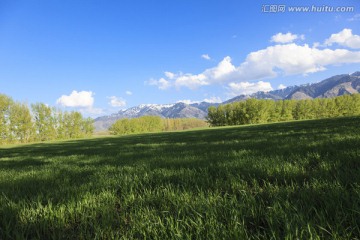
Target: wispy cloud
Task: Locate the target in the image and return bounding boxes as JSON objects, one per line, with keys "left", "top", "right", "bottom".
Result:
{"left": 201, "top": 54, "right": 211, "bottom": 60}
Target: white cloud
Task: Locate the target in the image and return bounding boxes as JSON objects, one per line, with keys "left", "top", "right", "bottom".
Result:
{"left": 237, "top": 43, "right": 360, "bottom": 79}
{"left": 108, "top": 96, "right": 126, "bottom": 107}
{"left": 228, "top": 81, "right": 273, "bottom": 96}
{"left": 202, "top": 56, "right": 236, "bottom": 83}
{"left": 173, "top": 56, "right": 236, "bottom": 89}
{"left": 201, "top": 54, "right": 211, "bottom": 60}
{"left": 324, "top": 28, "right": 360, "bottom": 49}
{"left": 56, "top": 90, "right": 94, "bottom": 107}
{"left": 278, "top": 84, "right": 287, "bottom": 90}
{"left": 149, "top": 29, "right": 360, "bottom": 91}
{"left": 271, "top": 32, "right": 302, "bottom": 43}
{"left": 125, "top": 91, "right": 132, "bottom": 95}
{"left": 174, "top": 73, "right": 208, "bottom": 89}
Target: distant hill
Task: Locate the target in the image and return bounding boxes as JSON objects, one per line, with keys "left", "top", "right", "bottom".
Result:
{"left": 94, "top": 72, "right": 360, "bottom": 131}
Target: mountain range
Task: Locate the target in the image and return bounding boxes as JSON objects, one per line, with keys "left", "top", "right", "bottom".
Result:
{"left": 94, "top": 72, "right": 360, "bottom": 131}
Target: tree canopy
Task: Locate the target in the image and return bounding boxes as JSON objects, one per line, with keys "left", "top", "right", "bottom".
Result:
{"left": 207, "top": 94, "right": 360, "bottom": 127}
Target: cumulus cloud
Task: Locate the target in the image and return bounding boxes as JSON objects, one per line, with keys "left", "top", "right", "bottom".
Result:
{"left": 239, "top": 43, "right": 360, "bottom": 77}
{"left": 149, "top": 29, "right": 360, "bottom": 92}
{"left": 108, "top": 96, "right": 126, "bottom": 107}
{"left": 56, "top": 90, "right": 94, "bottom": 107}
{"left": 234, "top": 42, "right": 360, "bottom": 79}
{"left": 324, "top": 28, "right": 360, "bottom": 49}
{"left": 271, "top": 32, "right": 303, "bottom": 43}
{"left": 228, "top": 81, "right": 273, "bottom": 96}
{"left": 202, "top": 56, "right": 236, "bottom": 83}
{"left": 125, "top": 91, "right": 132, "bottom": 95}
{"left": 173, "top": 56, "right": 236, "bottom": 89}
{"left": 201, "top": 54, "right": 211, "bottom": 60}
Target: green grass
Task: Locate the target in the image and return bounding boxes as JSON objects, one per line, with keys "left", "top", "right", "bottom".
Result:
{"left": 1, "top": 117, "right": 360, "bottom": 239}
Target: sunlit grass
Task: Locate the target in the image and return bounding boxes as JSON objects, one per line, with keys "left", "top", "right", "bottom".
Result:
{"left": 1, "top": 116, "right": 360, "bottom": 239}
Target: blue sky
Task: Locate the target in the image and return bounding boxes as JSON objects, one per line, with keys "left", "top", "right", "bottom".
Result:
{"left": 1, "top": 0, "right": 360, "bottom": 117}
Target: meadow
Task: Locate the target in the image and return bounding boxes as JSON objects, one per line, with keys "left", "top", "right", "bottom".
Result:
{"left": 0, "top": 116, "right": 360, "bottom": 239}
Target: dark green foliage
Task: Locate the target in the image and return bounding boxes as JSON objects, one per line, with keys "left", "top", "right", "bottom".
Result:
{"left": 109, "top": 116, "right": 208, "bottom": 135}
{"left": 1, "top": 117, "right": 360, "bottom": 239}
{"left": 207, "top": 94, "right": 360, "bottom": 126}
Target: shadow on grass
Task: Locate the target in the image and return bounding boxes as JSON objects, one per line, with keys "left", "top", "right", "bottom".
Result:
{"left": 0, "top": 116, "right": 359, "bottom": 238}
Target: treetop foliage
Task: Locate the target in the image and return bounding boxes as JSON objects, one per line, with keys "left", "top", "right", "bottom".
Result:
{"left": 0, "top": 93, "right": 94, "bottom": 145}
{"left": 207, "top": 94, "right": 360, "bottom": 127}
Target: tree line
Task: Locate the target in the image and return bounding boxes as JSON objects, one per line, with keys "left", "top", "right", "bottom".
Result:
{"left": 207, "top": 94, "right": 360, "bottom": 127}
{"left": 0, "top": 94, "right": 94, "bottom": 144}
{"left": 109, "top": 116, "right": 208, "bottom": 135}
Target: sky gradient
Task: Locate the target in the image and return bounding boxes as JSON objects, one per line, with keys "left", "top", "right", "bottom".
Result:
{"left": 1, "top": 0, "right": 360, "bottom": 117}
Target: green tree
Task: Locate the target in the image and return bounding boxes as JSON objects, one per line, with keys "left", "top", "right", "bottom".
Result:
{"left": 31, "top": 103, "right": 56, "bottom": 141}
{"left": 68, "top": 112, "right": 84, "bottom": 138}
{"left": 280, "top": 100, "right": 295, "bottom": 121}
{"left": 82, "top": 117, "right": 95, "bottom": 137}
{"left": 0, "top": 94, "right": 12, "bottom": 144}
{"left": 9, "top": 102, "right": 34, "bottom": 143}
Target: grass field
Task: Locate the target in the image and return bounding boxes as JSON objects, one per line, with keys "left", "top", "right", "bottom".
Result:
{"left": 1, "top": 117, "right": 360, "bottom": 239}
